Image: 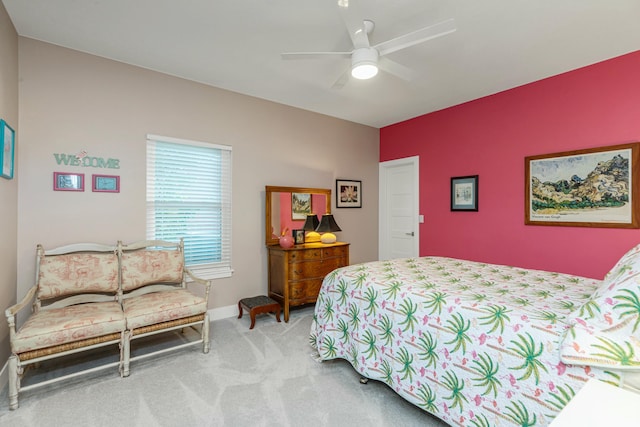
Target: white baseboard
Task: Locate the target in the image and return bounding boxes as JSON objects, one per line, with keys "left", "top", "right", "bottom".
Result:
{"left": 208, "top": 303, "right": 239, "bottom": 322}
{"left": 0, "top": 304, "right": 239, "bottom": 398}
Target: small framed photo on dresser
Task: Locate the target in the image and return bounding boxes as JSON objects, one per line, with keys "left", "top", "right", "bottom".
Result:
{"left": 293, "top": 229, "right": 305, "bottom": 245}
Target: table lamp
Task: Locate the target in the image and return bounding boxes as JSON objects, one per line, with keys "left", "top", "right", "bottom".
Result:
{"left": 316, "top": 214, "right": 342, "bottom": 244}
{"left": 302, "top": 214, "right": 320, "bottom": 243}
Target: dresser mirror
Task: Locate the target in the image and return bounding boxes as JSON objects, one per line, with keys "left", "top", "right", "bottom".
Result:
{"left": 265, "top": 185, "right": 331, "bottom": 246}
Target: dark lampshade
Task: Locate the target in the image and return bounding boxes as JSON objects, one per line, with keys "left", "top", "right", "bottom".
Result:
{"left": 316, "top": 214, "right": 342, "bottom": 232}
{"left": 315, "top": 214, "right": 341, "bottom": 244}
{"left": 302, "top": 214, "right": 321, "bottom": 243}
{"left": 302, "top": 214, "right": 320, "bottom": 231}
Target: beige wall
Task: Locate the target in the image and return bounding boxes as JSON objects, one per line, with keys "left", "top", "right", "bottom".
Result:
{"left": 0, "top": 3, "right": 19, "bottom": 364}
{"left": 15, "top": 38, "right": 379, "bottom": 320}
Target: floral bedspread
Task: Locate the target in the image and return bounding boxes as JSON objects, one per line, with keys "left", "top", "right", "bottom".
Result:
{"left": 310, "top": 257, "right": 624, "bottom": 426}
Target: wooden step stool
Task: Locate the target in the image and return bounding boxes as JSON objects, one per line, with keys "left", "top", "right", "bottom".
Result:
{"left": 238, "top": 295, "right": 281, "bottom": 329}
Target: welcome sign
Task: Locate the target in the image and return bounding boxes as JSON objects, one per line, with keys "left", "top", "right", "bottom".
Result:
{"left": 53, "top": 152, "right": 120, "bottom": 169}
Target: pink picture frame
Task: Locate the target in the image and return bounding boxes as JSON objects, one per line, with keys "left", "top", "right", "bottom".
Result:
{"left": 92, "top": 174, "right": 120, "bottom": 193}
{"left": 53, "top": 172, "right": 85, "bottom": 191}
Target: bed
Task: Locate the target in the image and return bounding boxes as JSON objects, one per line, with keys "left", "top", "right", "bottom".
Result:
{"left": 310, "top": 246, "right": 640, "bottom": 426}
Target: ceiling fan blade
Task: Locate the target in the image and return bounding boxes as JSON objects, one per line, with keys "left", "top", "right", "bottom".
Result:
{"left": 375, "top": 18, "right": 456, "bottom": 57}
{"left": 331, "top": 69, "right": 351, "bottom": 89}
{"left": 378, "top": 57, "right": 413, "bottom": 81}
{"left": 281, "top": 51, "right": 352, "bottom": 60}
{"left": 337, "top": 0, "right": 371, "bottom": 48}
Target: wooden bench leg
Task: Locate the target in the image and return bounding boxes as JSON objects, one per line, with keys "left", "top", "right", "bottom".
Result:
{"left": 121, "top": 331, "right": 131, "bottom": 378}
{"left": 203, "top": 313, "right": 210, "bottom": 354}
{"left": 8, "top": 355, "right": 19, "bottom": 410}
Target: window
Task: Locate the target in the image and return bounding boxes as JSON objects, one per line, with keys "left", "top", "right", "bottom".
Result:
{"left": 146, "top": 134, "right": 232, "bottom": 279}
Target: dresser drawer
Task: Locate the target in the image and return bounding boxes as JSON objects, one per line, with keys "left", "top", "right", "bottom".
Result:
{"left": 288, "top": 249, "right": 322, "bottom": 262}
{"left": 289, "top": 279, "right": 323, "bottom": 302}
{"left": 289, "top": 257, "right": 345, "bottom": 280}
{"left": 322, "top": 245, "right": 348, "bottom": 259}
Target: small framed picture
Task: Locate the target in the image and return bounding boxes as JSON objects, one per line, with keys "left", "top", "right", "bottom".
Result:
{"left": 54, "top": 172, "right": 85, "bottom": 191}
{"left": 451, "top": 175, "right": 478, "bottom": 211}
{"left": 0, "top": 119, "right": 15, "bottom": 179}
{"left": 92, "top": 174, "right": 120, "bottom": 193}
{"left": 336, "top": 179, "right": 362, "bottom": 208}
{"left": 293, "top": 229, "right": 305, "bottom": 245}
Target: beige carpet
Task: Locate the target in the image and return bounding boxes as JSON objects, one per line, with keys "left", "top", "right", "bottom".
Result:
{"left": 0, "top": 306, "right": 448, "bottom": 426}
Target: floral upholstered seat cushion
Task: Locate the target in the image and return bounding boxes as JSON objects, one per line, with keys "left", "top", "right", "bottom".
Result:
{"left": 11, "top": 302, "right": 125, "bottom": 354}
{"left": 37, "top": 252, "right": 119, "bottom": 300}
{"left": 560, "top": 243, "right": 640, "bottom": 369}
{"left": 121, "top": 250, "right": 184, "bottom": 292}
{"left": 122, "top": 289, "right": 207, "bottom": 330}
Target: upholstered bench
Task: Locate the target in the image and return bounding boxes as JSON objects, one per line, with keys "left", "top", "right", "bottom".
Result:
{"left": 238, "top": 295, "right": 281, "bottom": 329}
{"left": 5, "top": 239, "right": 212, "bottom": 410}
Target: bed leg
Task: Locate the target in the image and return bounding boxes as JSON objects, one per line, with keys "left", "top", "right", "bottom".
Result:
{"left": 359, "top": 377, "right": 369, "bottom": 384}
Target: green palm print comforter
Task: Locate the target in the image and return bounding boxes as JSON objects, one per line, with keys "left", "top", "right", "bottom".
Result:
{"left": 310, "top": 257, "right": 623, "bottom": 426}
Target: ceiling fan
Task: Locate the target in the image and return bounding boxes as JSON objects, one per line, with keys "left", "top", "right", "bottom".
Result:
{"left": 281, "top": 2, "right": 456, "bottom": 88}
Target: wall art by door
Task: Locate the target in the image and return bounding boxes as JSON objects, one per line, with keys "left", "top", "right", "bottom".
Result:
{"left": 336, "top": 179, "right": 362, "bottom": 208}
{"left": 451, "top": 175, "right": 478, "bottom": 211}
{"left": 525, "top": 142, "right": 640, "bottom": 228}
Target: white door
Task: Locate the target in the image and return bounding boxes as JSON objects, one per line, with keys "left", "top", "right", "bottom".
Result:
{"left": 379, "top": 156, "right": 419, "bottom": 260}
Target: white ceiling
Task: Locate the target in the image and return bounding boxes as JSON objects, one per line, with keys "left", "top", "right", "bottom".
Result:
{"left": 3, "top": 0, "right": 640, "bottom": 128}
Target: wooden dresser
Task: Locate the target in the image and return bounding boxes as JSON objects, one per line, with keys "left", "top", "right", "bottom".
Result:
{"left": 267, "top": 242, "right": 349, "bottom": 322}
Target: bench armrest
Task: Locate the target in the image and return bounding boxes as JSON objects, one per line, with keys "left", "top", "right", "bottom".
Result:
{"left": 184, "top": 268, "right": 212, "bottom": 302}
{"left": 5, "top": 285, "right": 37, "bottom": 337}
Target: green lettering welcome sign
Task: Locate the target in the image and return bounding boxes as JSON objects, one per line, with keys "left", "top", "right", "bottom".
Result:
{"left": 53, "top": 153, "right": 120, "bottom": 169}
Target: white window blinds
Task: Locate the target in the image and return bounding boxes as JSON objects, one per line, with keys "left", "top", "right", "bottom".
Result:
{"left": 146, "top": 134, "right": 232, "bottom": 279}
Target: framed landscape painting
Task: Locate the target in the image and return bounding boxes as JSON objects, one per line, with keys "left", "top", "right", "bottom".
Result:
{"left": 525, "top": 142, "right": 640, "bottom": 228}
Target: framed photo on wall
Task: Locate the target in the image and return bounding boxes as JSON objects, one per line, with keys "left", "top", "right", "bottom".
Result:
{"left": 336, "top": 179, "right": 362, "bottom": 208}
{"left": 92, "top": 174, "right": 120, "bottom": 193}
{"left": 451, "top": 175, "right": 478, "bottom": 211}
{"left": 54, "top": 172, "right": 85, "bottom": 191}
{"left": 525, "top": 142, "right": 640, "bottom": 228}
{"left": 0, "top": 119, "right": 15, "bottom": 179}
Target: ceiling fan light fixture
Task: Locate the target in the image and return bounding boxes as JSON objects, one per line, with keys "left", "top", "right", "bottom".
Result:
{"left": 351, "top": 48, "right": 379, "bottom": 80}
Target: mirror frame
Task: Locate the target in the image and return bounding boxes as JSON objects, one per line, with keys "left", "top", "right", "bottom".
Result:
{"left": 265, "top": 185, "right": 332, "bottom": 246}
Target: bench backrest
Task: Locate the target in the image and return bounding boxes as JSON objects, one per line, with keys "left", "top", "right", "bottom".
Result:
{"left": 34, "top": 240, "right": 186, "bottom": 309}
{"left": 119, "top": 240, "right": 185, "bottom": 293}
{"left": 36, "top": 243, "right": 119, "bottom": 304}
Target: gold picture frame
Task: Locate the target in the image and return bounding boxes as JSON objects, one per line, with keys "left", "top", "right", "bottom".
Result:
{"left": 525, "top": 142, "right": 640, "bottom": 228}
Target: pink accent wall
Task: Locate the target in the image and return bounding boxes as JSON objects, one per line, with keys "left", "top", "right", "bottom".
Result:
{"left": 380, "top": 50, "right": 640, "bottom": 279}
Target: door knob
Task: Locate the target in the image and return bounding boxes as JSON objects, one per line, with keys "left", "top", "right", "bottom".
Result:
{"left": 405, "top": 232, "right": 414, "bottom": 236}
